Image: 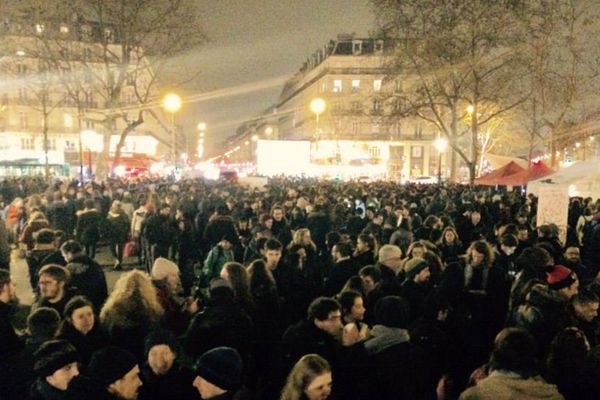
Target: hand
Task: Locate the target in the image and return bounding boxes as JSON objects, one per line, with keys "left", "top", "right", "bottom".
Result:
{"left": 342, "top": 323, "right": 361, "bottom": 346}
{"left": 184, "top": 298, "right": 200, "bottom": 315}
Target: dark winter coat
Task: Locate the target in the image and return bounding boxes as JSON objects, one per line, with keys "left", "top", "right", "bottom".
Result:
{"left": 106, "top": 211, "right": 130, "bottom": 244}
{"left": 183, "top": 292, "right": 254, "bottom": 360}
{"left": 47, "top": 201, "right": 74, "bottom": 234}
{"left": 29, "top": 378, "right": 70, "bottom": 400}
{"left": 32, "top": 287, "right": 79, "bottom": 317}
{"left": 57, "top": 322, "right": 108, "bottom": 365}
{"left": 66, "top": 255, "right": 108, "bottom": 312}
{"left": 204, "top": 215, "right": 239, "bottom": 248}
{"left": 76, "top": 209, "right": 101, "bottom": 245}
{"left": 307, "top": 210, "right": 331, "bottom": 252}
{"left": 324, "top": 258, "right": 361, "bottom": 296}
{"left": 139, "top": 363, "right": 197, "bottom": 400}
{"left": 282, "top": 319, "right": 340, "bottom": 372}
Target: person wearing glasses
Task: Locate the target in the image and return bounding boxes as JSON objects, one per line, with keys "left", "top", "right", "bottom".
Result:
{"left": 33, "top": 265, "right": 78, "bottom": 316}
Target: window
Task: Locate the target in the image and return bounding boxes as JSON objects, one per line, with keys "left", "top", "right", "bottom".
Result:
{"left": 373, "top": 100, "right": 381, "bottom": 112}
{"left": 373, "top": 79, "right": 382, "bottom": 91}
{"left": 35, "top": 23, "right": 44, "bottom": 35}
{"left": 351, "top": 80, "right": 360, "bottom": 91}
{"left": 64, "top": 140, "right": 76, "bottom": 151}
{"left": 64, "top": 113, "right": 73, "bottom": 128}
{"left": 352, "top": 121, "right": 360, "bottom": 135}
{"left": 84, "top": 48, "right": 93, "bottom": 60}
{"left": 375, "top": 40, "right": 384, "bottom": 53}
{"left": 333, "top": 79, "right": 342, "bottom": 93}
{"left": 320, "top": 82, "right": 327, "bottom": 93}
{"left": 17, "top": 64, "right": 27, "bottom": 75}
{"left": 85, "top": 120, "right": 95, "bottom": 129}
{"left": 16, "top": 49, "right": 25, "bottom": 57}
{"left": 60, "top": 24, "right": 69, "bottom": 34}
{"left": 21, "top": 137, "right": 33, "bottom": 150}
{"left": 45, "top": 139, "right": 56, "bottom": 151}
{"left": 353, "top": 41, "right": 362, "bottom": 54}
{"left": 18, "top": 87, "right": 28, "bottom": 101}
{"left": 351, "top": 101, "right": 361, "bottom": 111}
{"left": 81, "top": 25, "right": 92, "bottom": 41}
{"left": 369, "top": 146, "right": 381, "bottom": 158}
{"left": 372, "top": 124, "right": 381, "bottom": 134}
{"left": 104, "top": 28, "right": 113, "bottom": 42}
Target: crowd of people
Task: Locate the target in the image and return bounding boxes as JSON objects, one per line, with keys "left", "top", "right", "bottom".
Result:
{"left": 1, "top": 175, "right": 600, "bottom": 399}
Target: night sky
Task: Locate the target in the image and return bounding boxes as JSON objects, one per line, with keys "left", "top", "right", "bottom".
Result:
{"left": 177, "top": 0, "right": 375, "bottom": 156}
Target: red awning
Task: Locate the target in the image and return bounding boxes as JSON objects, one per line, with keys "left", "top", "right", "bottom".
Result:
{"left": 474, "top": 161, "right": 526, "bottom": 186}
{"left": 495, "top": 161, "right": 555, "bottom": 186}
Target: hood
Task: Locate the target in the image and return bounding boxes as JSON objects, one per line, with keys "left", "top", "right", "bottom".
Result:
{"left": 68, "top": 256, "right": 93, "bottom": 274}
{"left": 526, "top": 283, "right": 567, "bottom": 309}
{"left": 364, "top": 325, "right": 410, "bottom": 355}
{"left": 473, "top": 371, "right": 562, "bottom": 399}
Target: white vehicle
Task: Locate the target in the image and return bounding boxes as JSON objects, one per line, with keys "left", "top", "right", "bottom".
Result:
{"left": 406, "top": 176, "right": 438, "bottom": 184}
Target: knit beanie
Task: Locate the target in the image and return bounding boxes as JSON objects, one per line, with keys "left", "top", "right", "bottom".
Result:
{"left": 33, "top": 340, "right": 80, "bottom": 378}
{"left": 194, "top": 347, "right": 243, "bottom": 391}
{"left": 547, "top": 265, "right": 577, "bottom": 291}
{"left": 87, "top": 346, "right": 138, "bottom": 386}
{"left": 151, "top": 257, "right": 179, "bottom": 281}
{"left": 144, "top": 330, "right": 180, "bottom": 357}
{"left": 374, "top": 296, "right": 410, "bottom": 329}
{"left": 404, "top": 257, "right": 429, "bottom": 282}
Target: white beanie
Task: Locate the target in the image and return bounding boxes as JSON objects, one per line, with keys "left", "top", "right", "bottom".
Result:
{"left": 151, "top": 257, "right": 179, "bottom": 280}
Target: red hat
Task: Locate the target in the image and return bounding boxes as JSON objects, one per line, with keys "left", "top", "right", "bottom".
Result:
{"left": 546, "top": 265, "right": 577, "bottom": 290}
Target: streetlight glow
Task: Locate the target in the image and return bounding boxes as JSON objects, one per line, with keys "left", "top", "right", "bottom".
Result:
{"left": 434, "top": 137, "right": 449, "bottom": 152}
{"left": 310, "top": 98, "right": 326, "bottom": 116}
{"left": 197, "top": 122, "right": 207, "bottom": 131}
{"left": 251, "top": 134, "right": 259, "bottom": 142}
{"left": 265, "top": 126, "right": 273, "bottom": 136}
{"left": 163, "top": 93, "right": 182, "bottom": 113}
{"left": 466, "top": 104, "right": 474, "bottom": 114}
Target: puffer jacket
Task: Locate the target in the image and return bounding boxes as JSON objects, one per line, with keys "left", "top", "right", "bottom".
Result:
{"left": 460, "top": 370, "right": 564, "bottom": 400}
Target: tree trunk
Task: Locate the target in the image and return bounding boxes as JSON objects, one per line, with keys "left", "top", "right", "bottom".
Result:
{"left": 112, "top": 113, "right": 144, "bottom": 176}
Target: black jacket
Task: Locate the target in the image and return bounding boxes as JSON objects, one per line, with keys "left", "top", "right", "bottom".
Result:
{"left": 139, "top": 363, "right": 197, "bottom": 400}
{"left": 66, "top": 255, "right": 108, "bottom": 312}
{"left": 76, "top": 209, "right": 101, "bottom": 244}
{"left": 324, "top": 258, "right": 361, "bottom": 296}
{"left": 57, "top": 322, "right": 108, "bottom": 365}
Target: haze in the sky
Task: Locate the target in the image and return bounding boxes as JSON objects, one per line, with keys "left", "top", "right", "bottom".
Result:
{"left": 176, "top": 0, "right": 376, "bottom": 156}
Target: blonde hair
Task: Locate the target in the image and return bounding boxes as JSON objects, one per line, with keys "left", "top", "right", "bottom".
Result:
{"left": 289, "top": 228, "right": 317, "bottom": 251}
{"left": 280, "top": 354, "right": 331, "bottom": 400}
{"left": 100, "top": 270, "right": 163, "bottom": 326}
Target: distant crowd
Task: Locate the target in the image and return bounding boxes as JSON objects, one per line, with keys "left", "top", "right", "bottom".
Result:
{"left": 1, "top": 175, "right": 600, "bottom": 399}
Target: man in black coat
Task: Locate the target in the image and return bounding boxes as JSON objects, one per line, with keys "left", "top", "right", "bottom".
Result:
{"left": 324, "top": 241, "right": 361, "bottom": 296}
{"left": 183, "top": 285, "right": 254, "bottom": 362}
{"left": 203, "top": 205, "right": 240, "bottom": 249}
{"left": 0, "top": 270, "right": 24, "bottom": 398}
{"left": 32, "top": 264, "right": 79, "bottom": 316}
{"left": 75, "top": 198, "right": 101, "bottom": 259}
{"left": 26, "top": 228, "right": 66, "bottom": 294}
{"left": 142, "top": 203, "right": 178, "bottom": 261}
{"left": 61, "top": 240, "right": 108, "bottom": 312}
{"left": 29, "top": 340, "right": 81, "bottom": 400}
{"left": 307, "top": 204, "right": 332, "bottom": 255}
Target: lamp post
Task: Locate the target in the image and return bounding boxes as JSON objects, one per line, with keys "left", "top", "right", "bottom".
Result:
{"left": 310, "top": 98, "right": 326, "bottom": 132}
{"left": 163, "top": 93, "right": 182, "bottom": 162}
{"left": 434, "top": 137, "right": 448, "bottom": 185}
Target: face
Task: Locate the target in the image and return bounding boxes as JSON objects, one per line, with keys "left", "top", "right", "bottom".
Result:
{"left": 301, "top": 231, "right": 312, "bottom": 245}
{"left": 411, "top": 247, "right": 424, "bottom": 259}
{"left": 560, "top": 278, "right": 579, "bottom": 299}
{"left": 0, "top": 280, "right": 16, "bottom": 303}
{"left": 565, "top": 247, "right": 581, "bottom": 263}
{"left": 264, "top": 218, "right": 273, "bottom": 229}
{"left": 220, "top": 267, "right": 229, "bottom": 282}
{"left": 272, "top": 209, "right": 284, "bottom": 221}
{"left": 360, "top": 275, "right": 376, "bottom": 293}
{"left": 46, "top": 362, "right": 79, "bottom": 391}
{"left": 356, "top": 239, "right": 367, "bottom": 252}
{"left": 109, "top": 365, "right": 142, "bottom": 400}
{"left": 304, "top": 372, "right": 333, "bottom": 400}
{"left": 38, "top": 274, "right": 64, "bottom": 300}
{"left": 148, "top": 345, "right": 176, "bottom": 376}
{"left": 315, "top": 310, "right": 343, "bottom": 337}
{"left": 574, "top": 301, "right": 599, "bottom": 322}
{"left": 471, "top": 250, "right": 485, "bottom": 266}
{"left": 193, "top": 376, "right": 226, "bottom": 399}
{"left": 471, "top": 212, "right": 481, "bottom": 225}
{"left": 444, "top": 230, "right": 455, "bottom": 242}
{"left": 350, "top": 297, "right": 366, "bottom": 321}
{"left": 265, "top": 249, "right": 282, "bottom": 269}
{"left": 220, "top": 240, "right": 232, "bottom": 250}
{"left": 517, "top": 229, "right": 528, "bottom": 241}
{"left": 414, "top": 267, "right": 431, "bottom": 283}
{"left": 70, "top": 305, "right": 95, "bottom": 335}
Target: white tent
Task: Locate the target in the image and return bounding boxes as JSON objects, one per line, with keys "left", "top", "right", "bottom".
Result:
{"left": 527, "top": 160, "right": 600, "bottom": 199}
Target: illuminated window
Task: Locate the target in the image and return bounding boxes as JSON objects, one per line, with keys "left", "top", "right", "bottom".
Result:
{"left": 64, "top": 113, "right": 73, "bottom": 128}
{"left": 17, "top": 64, "right": 27, "bottom": 75}
{"left": 352, "top": 121, "right": 360, "bottom": 135}
{"left": 35, "top": 24, "right": 44, "bottom": 34}
{"left": 60, "top": 24, "right": 69, "bottom": 34}
{"left": 21, "top": 137, "right": 33, "bottom": 149}
{"left": 104, "top": 28, "right": 113, "bottom": 42}
{"left": 351, "top": 101, "right": 361, "bottom": 111}
{"left": 373, "top": 100, "right": 381, "bottom": 112}
{"left": 351, "top": 80, "right": 360, "bottom": 91}
{"left": 64, "top": 140, "right": 76, "bottom": 151}
{"left": 373, "top": 79, "right": 382, "bottom": 91}
{"left": 16, "top": 49, "right": 25, "bottom": 56}
{"left": 333, "top": 79, "right": 342, "bottom": 93}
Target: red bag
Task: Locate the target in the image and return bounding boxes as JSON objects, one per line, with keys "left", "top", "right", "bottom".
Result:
{"left": 124, "top": 241, "right": 138, "bottom": 258}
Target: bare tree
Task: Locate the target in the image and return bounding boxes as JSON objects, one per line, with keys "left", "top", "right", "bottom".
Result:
{"left": 17, "top": 0, "right": 206, "bottom": 178}
{"left": 372, "top": 0, "right": 529, "bottom": 182}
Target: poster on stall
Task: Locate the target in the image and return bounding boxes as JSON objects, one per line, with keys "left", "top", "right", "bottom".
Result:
{"left": 536, "top": 184, "right": 569, "bottom": 245}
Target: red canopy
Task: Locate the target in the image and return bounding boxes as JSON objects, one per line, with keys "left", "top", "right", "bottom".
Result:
{"left": 495, "top": 161, "right": 555, "bottom": 186}
{"left": 474, "top": 161, "right": 525, "bottom": 186}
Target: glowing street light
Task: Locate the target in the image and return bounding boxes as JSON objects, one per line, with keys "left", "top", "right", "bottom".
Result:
{"left": 197, "top": 122, "right": 207, "bottom": 131}
{"left": 434, "top": 137, "right": 449, "bottom": 184}
{"left": 310, "top": 98, "right": 326, "bottom": 125}
{"left": 466, "top": 104, "right": 474, "bottom": 114}
{"left": 162, "top": 93, "right": 182, "bottom": 162}
{"left": 265, "top": 126, "right": 273, "bottom": 136}
{"left": 251, "top": 134, "right": 259, "bottom": 142}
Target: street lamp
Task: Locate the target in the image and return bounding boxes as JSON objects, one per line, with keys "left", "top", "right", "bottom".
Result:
{"left": 434, "top": 137, "right": 448, "bottom": 184}
{"left": 310, "top": 98, "right": 326, "bottom": 126}
{"left": 265, "top": 126, "right": 273, "bottom": 136}
{"left": 162, "top": 93, "right": 182, "bottom": 162}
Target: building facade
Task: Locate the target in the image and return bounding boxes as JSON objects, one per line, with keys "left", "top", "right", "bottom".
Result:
{"left": 0, "top": 14, "right": 166, "bottom": 176}
{"left": 228, "top": 34, "right": 446, "bottom": 180}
